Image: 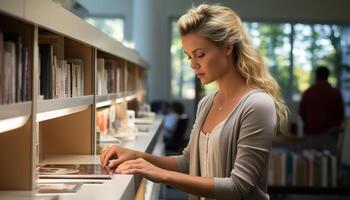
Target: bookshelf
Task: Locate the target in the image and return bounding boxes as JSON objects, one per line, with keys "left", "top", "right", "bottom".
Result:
{"left": 0, "top": 1, "right": 157, "bottom": 199}
{"left": 268, "top": 135, "right": 350, "bottom": 196}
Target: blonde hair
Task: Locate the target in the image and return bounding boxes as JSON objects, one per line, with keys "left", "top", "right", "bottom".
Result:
{"left": 178, "top": 4, "right": 288, "bottom": 133}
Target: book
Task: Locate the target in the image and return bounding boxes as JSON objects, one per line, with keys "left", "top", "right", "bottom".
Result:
{"left": 67, "top": 59, "right": 84, "bottom": 97}
{"left": 4, "top": 33, "right": 22, "bottom": 103}
{"left": 117, "top": 66, "right": 122, "bottom": 93}
{"left": 97, "top": 58, "right": 105, "bottom": 95}
{"left": 105, "top": 59, "right": 115, "bottom": 94}
{"left": 36, "top": 183, "right": 82, "bottom": 194}
{"left": 2, "top": 41, "right": 15, "bottom": 104}
{"left": 39, "top": 43, "right": 53, "bottom": 99}
{"left": 38, "top": 164, "right": 112, "bottom": 179}
{"left": 21, "top": 47, "right": 30, "bottom": 101}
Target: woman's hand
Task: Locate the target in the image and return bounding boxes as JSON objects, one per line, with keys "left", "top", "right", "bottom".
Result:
{"left": 100, "top": 145, "right": 139, "bottom": 169}
{"left": 115, "top": 158, "right": 168, "bottom": 183}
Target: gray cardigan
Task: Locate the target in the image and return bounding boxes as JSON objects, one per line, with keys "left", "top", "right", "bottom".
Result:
{"left": 172, "top": 90, "right": 276, "bottom": 200}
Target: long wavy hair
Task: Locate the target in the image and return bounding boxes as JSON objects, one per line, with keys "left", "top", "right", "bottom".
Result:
{"left": 178, "top": 3, "right": 288, "bottom": 133}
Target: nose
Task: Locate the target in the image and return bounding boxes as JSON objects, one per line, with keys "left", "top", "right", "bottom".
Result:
{"left": 191, "top": 60, "right": 200, "bottom": 69}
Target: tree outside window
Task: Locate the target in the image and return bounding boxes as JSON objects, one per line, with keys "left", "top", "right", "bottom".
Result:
{"left": 170, "top": 19, "right": 345, "bottom": 105}
{"left": 171, "top": 21, "right": 195, "bottom": 99}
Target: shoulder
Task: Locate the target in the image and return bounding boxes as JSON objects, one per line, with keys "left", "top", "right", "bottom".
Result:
{"left": 240, "top": 90, "right": 277, "bottom": 125}
{"left": 242, "top": 90, "right": 276, "bottom": 115}
{"left": 246, "top": 90, "right": 275, "bottom": 107}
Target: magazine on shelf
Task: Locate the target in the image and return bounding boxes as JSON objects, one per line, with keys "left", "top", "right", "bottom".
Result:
{"left": 37, "top": 164, "right": 112, "bottom": 179}
{"left": 36, "top": 182, "right": 82, "bottom": 194}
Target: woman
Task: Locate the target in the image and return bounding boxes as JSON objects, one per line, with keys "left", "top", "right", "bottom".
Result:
{"left": 101, "top": 3, "right": 287, "bottom": 200}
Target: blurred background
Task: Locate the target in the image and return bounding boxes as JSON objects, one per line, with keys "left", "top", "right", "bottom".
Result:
{"left": 56, "top": 0, "right": 350, "bottom": 199}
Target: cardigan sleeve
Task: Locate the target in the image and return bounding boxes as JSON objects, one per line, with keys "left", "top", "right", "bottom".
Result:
{"left": 214, "top": 93, "right": 276, "bottom": 199}
{"left": 171, "top": 95, "right": 208, "bottom": 173}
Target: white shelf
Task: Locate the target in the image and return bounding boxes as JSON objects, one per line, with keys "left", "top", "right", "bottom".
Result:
{"left": 96, "top": 92, "right": 138, "bottom": 106}
{"left": 38, "top": 95, "right": 93, "bottom": 113}
{"left": 0, "top": 0, "right": 24, "bottom": 19}
{"left": 96, "top": 93, "right": 123, "bottom": 103}
{"left": 24, "top": 0, "right": 145, "bottom": 67}
{"left": 95, "top": 92, "right": 139, "bottom": 107}
{"left": 37, "top": 96, "right": 93, "bottom": 122}
{"left": 96, "top": 93, "right": 124, "bottom": 108}
{"left": 0, "top": 102, "right": 32, "bottom": 133}
{"left": 0, "top": 102, "right": 32, "bottom": 120}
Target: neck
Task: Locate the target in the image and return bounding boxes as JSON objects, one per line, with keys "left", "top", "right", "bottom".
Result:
{"left": 216, "top": 64, "right": 249, "bottom": 101}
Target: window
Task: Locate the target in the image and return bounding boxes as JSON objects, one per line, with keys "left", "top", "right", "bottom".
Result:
{"left": 170, "top": 20, "right": 195, "bottom": 99}
{"left": 244, "top": 22, "right": 343, "bottom": 101}
{"left": 293, "top": 24, "right": 340, "bottom": 100}
{"left": 244, "top": 22, "right": 291, "bottom": 98}
{"left": 85, "top": 17, "right": 124, "bottom": 42}
{"left": 170, "top": 19, "right": 346, "bottom": 104}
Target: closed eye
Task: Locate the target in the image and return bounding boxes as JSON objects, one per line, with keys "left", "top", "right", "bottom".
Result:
{"left": 197, "top": 53, "right": 205, "bottom": 58}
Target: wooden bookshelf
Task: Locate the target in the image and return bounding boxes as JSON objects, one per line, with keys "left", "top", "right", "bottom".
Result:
{"left": 0, "top": 1, "right": 151, "bottom": 197}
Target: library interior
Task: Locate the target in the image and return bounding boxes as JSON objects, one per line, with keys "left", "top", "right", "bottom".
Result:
{"left": 0, "top": 0, "right": 350, "bottom": 199}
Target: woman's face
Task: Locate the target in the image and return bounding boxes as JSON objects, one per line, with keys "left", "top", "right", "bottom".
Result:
{"left": 181, "top": 33, "right": 233, "bottom": 85}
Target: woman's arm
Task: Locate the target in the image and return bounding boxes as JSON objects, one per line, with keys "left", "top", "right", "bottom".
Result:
{"left": 115, "top": 157, "right": 215, "bottom": 198}
{"left": 103, "top": 146, "right": 216, "bottom": 198}
{"left": 137, "top": 151, "right": 179, "bottom": 171}
{"left": 101, "top": 145, "right": 178, "bottom": 172}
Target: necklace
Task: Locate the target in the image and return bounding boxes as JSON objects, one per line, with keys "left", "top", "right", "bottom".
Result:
{"left": 218, "top": 105, "right": 223, "bottom": 111}
{"left": 217, "top": 92, "right": 225, "bottom": 111}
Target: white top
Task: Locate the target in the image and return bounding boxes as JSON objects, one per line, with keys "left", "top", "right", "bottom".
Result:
{"left": 199, "top": 108, "right": 233, "bottom": 200}
{"left": 199, "top": 122, "right": 225, "bottom": 200}
{"left": 199, "top": 118, "right": 227, "bottom": 177}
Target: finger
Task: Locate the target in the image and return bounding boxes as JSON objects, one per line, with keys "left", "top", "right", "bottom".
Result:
{"left": 101, "top": 150, "right": 109, "bottom": 167}
{"left": 115, "top": 160, "right": 131, "bottom": 170}
{"left": 116, "top": 158, "right": 141, "bottom": 169}
{"left": 119, "top": 168, "right": 139, "bottom": 174}
{"left": 100, "top": 149, "right": 108, "bottom": 166}
{"left": 100, "top": 147, "right": 112, "bottom": 167}
{"left": 102, "top": 149, "right": 116, "bottom": 167}
{"left": 108, "top": 158, "right": 125, "bottom": 168}
{"left": 116, "top": 162, "right": 142, "bottom": 173}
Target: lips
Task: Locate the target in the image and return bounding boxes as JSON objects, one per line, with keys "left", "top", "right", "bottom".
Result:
{"left": 196, "top": 73, "right": 205, "bottom": 78}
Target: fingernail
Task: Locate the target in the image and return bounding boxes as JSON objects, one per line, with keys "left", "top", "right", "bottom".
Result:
{"left": 108, "top": 160, "right": 114, "bottom": 167}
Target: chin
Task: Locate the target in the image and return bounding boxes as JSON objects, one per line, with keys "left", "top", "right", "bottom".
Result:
{"left": 200, "top": 79, "right": 214, "bottom": 85}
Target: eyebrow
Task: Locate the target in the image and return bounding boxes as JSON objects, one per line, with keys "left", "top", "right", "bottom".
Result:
{"left": 184, "top": 48, "right": 205, "bottom": 55}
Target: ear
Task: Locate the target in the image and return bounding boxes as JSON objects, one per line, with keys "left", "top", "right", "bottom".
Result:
{"left": 224, "top": 42, "right": 234, "bottom": 56}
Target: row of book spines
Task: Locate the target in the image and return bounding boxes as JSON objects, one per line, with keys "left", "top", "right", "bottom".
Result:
{"left": 269, "top": 150, "right": 337, "bottom": 188}
{"left": 0, "top": 31, "right": 31, "bottom": 104}
{"left": 52, "top": 58, "right": 84, "bottom": 99}
{"left": 97, "top": 58, "right": 123, "bottom": 95}
{"left": 39, "top": 43, "right": 84, "bottom": 99}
